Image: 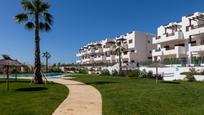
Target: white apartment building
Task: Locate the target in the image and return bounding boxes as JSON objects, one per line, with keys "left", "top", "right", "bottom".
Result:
{"left": 76, "top": 31, "right": 155, "bottom": 65}
{"left": 152, "top": 12, "right": 204, "bottom": 65}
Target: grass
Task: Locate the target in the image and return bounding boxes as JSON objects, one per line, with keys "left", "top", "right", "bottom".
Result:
{"left": 70, "top": 74, "right": 204, "bottom": 115}
{"left": 0, "top": 79, "right": 68, "bottom": 115}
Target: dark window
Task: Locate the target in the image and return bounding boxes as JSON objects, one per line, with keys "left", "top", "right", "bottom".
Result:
{"left": 129, "top": 39, "right": 133, "bottom": 44}
{"left": 123, "top": 51, "right": 128, "bottom": 55}
{"left": 148, "top": 57, "right": 152, "bottom": 59}
{"left": 131, "top": 50, "right": 135, "bottom": 53}
{"left": 148, "top": 40, "right": 151, "bottom": 43}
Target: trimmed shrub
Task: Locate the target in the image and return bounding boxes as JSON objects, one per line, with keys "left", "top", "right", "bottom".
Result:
{"left": 155, "top": 74, "right": 164, "bottom": 80}
{"left": 139, "top": 69, "right": 148, "bottom": 78}
{"left": 79, "top": 69, "right": 88, "bottom": 74}
{"left": 101, "top": 69, "right": 110, "bottom": 76}
{"left": 186, "top": 74, "right": 196, "bottom": 82}
{"left": 112, "top": 70, "right": 118, "bottom": 76}
{"left": 128, "top": 70, "right": 140, "bottom": 78}
{"left": 147, "top": 71, "right": 154, "bottom": 78}
{"left": 49, "top": 68, "right": 63, "bottom": 73}
{"left": 118, "top": 71, "right": 127, "bottom": 77}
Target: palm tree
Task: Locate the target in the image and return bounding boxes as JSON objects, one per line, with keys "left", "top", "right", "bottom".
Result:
{"left": 43, "top": 51, "right": 51, "bottom": 73}
{"left": 15, "top": 0, "right": 53, "bottom": 84}
{"left": 115, "top": 42, "right": 125, "bottom": 75}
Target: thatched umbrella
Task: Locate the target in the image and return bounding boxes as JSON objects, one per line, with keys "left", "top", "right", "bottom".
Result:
{"left": 0, "top": 55, "right": 22, "bottom": 90}
{"left": 148, "top": 62, "right": 166, "bottom": 84}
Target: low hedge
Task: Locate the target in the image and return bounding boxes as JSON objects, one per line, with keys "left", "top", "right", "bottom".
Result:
{"left": 181, "top": 72, "right": 204, "bottom": 76}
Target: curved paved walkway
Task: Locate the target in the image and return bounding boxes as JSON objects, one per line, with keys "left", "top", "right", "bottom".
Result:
{"left": 52, "top": 79, "right": 102, "bottom": 115}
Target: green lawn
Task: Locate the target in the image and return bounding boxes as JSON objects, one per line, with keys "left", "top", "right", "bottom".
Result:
{"left": 71, "top": 74, "right": 204, "bottom": 115}
{"left": 0, "top": 79, "right": 68, "bottom": 115}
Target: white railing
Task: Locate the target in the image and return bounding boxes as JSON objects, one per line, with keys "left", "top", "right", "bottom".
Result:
{"left": 153, "top": 31, "right": 183, "bottom": 44}
{"left": 190, "top": 44, "right": 204, "bottom": 52}
{"left": 87, "top": 49, "right": 95, "bottom": 54}
{"left": 152, "top": 46, "right": 185, "bottom": 56}
{"left": 95, "top": 48, "right": 103, "bottom": 53}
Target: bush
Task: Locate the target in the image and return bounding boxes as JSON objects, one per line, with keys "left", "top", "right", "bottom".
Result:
{"left": 181, "top": 72, "right": 200, "bottom": 76}
{"left": 49, "top": 68, "right": 63, "bottom": 73}
{"left": 147, "top": 71, "right": 154, "bottom": 78}
{"left": 118, "top": 71, "right": 127, "bottom": 77}
{"left": 154, "top": 74, "right": 163, "bottom": 80}
{"left": 79, "top": 69, "right": 88, "bottom": 74}
{"left": 101, "top": 69, "right": 110, "bottom": 76}
{"left": 139, "top": 69, "right": 148, "bottom": 78}
{"left": 185, "top": 73, "right": 196, "bottom": 82}
{"left": 112, "top": 70, "right": 118, "bottom": 76}
{"left": 127, "top": 70, "right": 140, "bottom": 78}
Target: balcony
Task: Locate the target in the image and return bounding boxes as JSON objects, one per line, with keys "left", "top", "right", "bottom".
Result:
{"left": 76, "top": 60, "right": 81, "bottom": 63}
{"left": 122, "top": 44, "right": 128, "bottom": 49}
{"left": 104, "top": 47, "right": 114, "bottom": 52}
{"left": 152, "top": 49, "right": 162, "bottom": 57}
{"left": 87, "top": 49, "right": 95, "bottom": 54}
{"left": 76, "top": 53, "right": 82, "bottom": 57}
{"left": 190, "top": 44, "right": 204, "bottom": 52}
{"left": 153, "top": 31, "right": 184, "bottom": 44}
{"left": 95, "top": 48, "right": 103, "bottom": 53}
{"left": 186, "top": 24, "right": 204, "bottom": 36}
{"left": 152, "top": 46, "right": 186, "bottom": 57}
{"left": 83, "top": 58, "right": 90, "bottom": 62}
{"left": 122, "top": 52, "right": 130, "bottom": 59}
{"left": 106, "top": 55, "right": 115, "bottom": 61}
{"left": 94, "top": 56, "right": 105, "bottom": 62}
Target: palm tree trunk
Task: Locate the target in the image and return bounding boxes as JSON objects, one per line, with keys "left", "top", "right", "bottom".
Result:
{"left": 119, "top": 52, "right": 122, "bottom": 75}
{"left": 33, "top": 13, "right": 43, "bottom": 84}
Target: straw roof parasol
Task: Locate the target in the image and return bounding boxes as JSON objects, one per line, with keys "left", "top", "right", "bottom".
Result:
{"left": 0, "top": 55, "right": 22, "bottom": 66}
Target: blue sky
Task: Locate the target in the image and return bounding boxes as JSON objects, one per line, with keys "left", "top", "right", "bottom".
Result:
{"left": 0, "top": 0, "right": 203, "bottom": 64}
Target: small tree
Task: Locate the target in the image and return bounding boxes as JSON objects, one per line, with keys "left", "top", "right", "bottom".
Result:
{"left": 43, "top": 51, "right": 51, "bottom": 73}
{"left": 114, "top": 42, "right": 125, "bottom": 75}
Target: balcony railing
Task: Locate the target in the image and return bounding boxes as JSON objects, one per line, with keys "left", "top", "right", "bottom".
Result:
{"left": 186, "top": 24, "right": 204, "bottom": 31}
{"left": 155, "top": 49, "right": 161, "bottom": 52}
{"left": 166, "top": 33, "right": 175, "bottom": 37}
{"left": 192, "top": 23, "right": 204, "bottom": 30}
{"left": 165, "top": 47, "right": 175, "bottom": 51}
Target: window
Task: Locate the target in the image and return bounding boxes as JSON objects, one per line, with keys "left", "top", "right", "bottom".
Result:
{"left": 129, "top": 39, "right": 133, "bottom": 44}
{"left": 148, "top": 40, "right": 151, "bottom": 43}
{"left": 131, "top": 50, "right": 135, "bottom": 53}
{"left": 149, "top": 51, "right": 152, "bottom": 54}
{"left": 124, "top": 51, "right": 128, "bottom": 55}
{"left": 201, "top": 39, "right": 204, "bottom": 45}
{"left": 148, "top": 57, "right": 152, "bottom": 59}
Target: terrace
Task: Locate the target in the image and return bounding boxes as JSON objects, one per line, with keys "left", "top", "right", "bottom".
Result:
{"left": 153, "top": 23, "right": 183, "bottom": 44}
{"left": 186, "top": 13, "right": 204, "bottom": 36}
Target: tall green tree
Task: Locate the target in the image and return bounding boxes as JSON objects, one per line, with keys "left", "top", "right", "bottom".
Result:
{"left": 43, "top": 51, "right": 51, "bottom": 73}
{"left": 15, "top": 0, "right": 53, "bottom": 84}
{"left": 115, "top": 42, "right": 125, "bottom": 75}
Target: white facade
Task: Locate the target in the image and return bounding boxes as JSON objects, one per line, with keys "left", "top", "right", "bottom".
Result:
{"left": 152, "top": 12, "right": 204, "bottom": 64}
{"left": 76, "top": 31, "right": 155, "bottom": 65}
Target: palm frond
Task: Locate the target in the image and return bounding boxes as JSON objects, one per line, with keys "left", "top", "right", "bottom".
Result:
{"left": 43, "top": 52, "right": 51, "bottom": 58}
{"left": 44, "top": 12, "right": 53, "bottom": 25}
{"left": 44, "top": 23, "right": 51, "bottom": 32}
{"left": 21, "top": 0, "right": 35, "bottom": 11}
{"left": 39, "top": 22, "right": 45, "bottom": 30}
{"left": 15, "top": 13, "right": 28, "bottom": 23}
{"left": 39, "top": 2, "right": 50, "bottom": 12}
{"left": 25, "top": 22, "right": 35, "bottom": 30}
{"left": 32, "top": 0, "right": 41, "bottom": 11}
